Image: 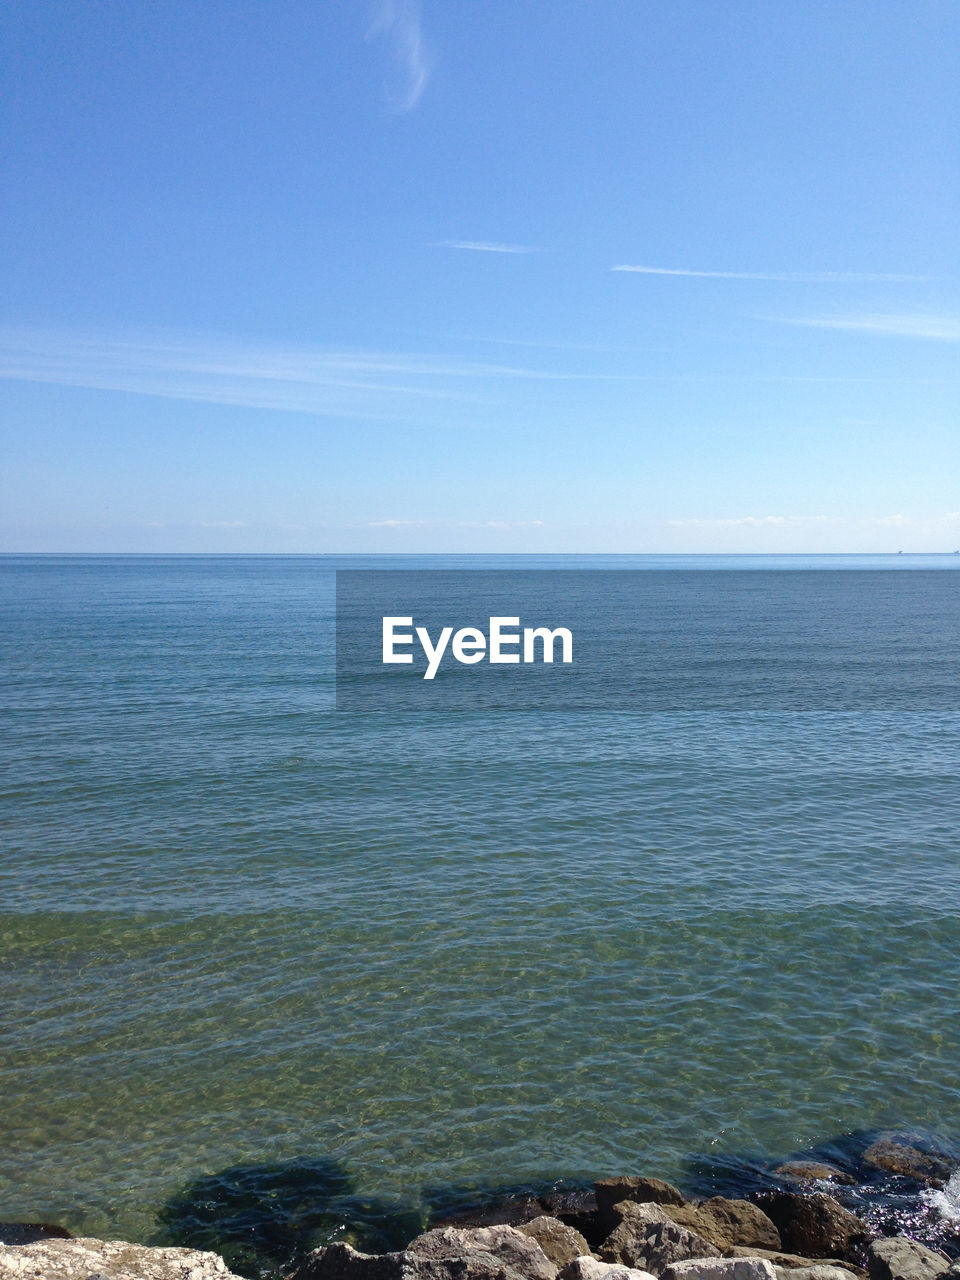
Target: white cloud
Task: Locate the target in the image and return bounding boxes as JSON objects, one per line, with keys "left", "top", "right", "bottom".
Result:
{"left": 612, "top": 265, "right": 926, "bottom": 282}
{"left": 781, "top": 313, "right": 960, "bottom": 341}
{"left": 366, "top": 0, "right": 431, "bottom": 112}
{"left": 437, "top": 241, "right": 537, "bottom": 254}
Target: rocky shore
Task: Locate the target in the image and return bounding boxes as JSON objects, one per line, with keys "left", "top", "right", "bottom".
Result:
{"left": 3, "top": 1139, "right": 958, "bottom": 1280}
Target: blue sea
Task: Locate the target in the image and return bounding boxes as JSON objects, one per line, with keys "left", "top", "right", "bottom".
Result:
{"left": 2, "top": 554, "right": 960, "bottom": 1272}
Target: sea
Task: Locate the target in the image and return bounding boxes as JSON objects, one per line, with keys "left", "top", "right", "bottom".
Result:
{"left": 2, "top": 554, "right": 959, "bottom": 1276}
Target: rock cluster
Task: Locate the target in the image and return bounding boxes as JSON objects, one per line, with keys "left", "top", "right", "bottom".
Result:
{"left": 280, "top": 1174, "right": 954, "bottom": 1280}
{"left": 1, "top": 1165, "right": 956, "bottom": 1280}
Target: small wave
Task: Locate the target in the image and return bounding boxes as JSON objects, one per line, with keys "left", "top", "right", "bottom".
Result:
{"left": 923, "top": 1169, "right": 960, "bottom": 1225}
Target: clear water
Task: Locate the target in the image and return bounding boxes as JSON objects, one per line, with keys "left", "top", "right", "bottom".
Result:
{"left": 2, "top": 555, "right": 959, "bottom": 1269}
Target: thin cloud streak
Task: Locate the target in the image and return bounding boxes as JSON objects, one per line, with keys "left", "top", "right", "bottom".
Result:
{"left": 366, "top": 0, "right": 431, "bottom": 112}
{"left": 612, "top": 265, "right": 928, "bottom": 282}
{"left": 781, "top": 313, "right": 960, "bottom": 341}
{"left": 669, "top": 513, "right": 960, "bottom": 532}
{"left": 367, "top": 518, "right": 544, "bottom": 529}
{"left": 668, "top": 515, "right": 839, "bottom": 528}
{"left": 437, "top": 241, "right": 537, "bottom": 254}
{"left": 0, "top": 327, "right": 630, "bottom": 420}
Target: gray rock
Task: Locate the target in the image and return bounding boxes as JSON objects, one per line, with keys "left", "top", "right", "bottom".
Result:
{"left": 407, "top": 1225, "right": 558, "bottom": 1280}
{"left": 560, "top": 1257, "right": 658, "bottom": 1280}
{"left": 754, "top": 1194, "right": 867, "bottom": 1261}
{"left": 866, "top": 1238, "right": 950, "bottom": 1280}
{"left": 663, "top": 1201, "right": 780, "bottom": 1252}
{"left": 288, "top": 1244, "right": 421, "bottom": 1280}
{"left": 518, "top": 1218, "right": 592, "bottom": 1268}
{"left": 661, "top": 1259, "right": 778, "bottom": 1280}
{"left": 599, "top": 1202, "right": 720, "bottom": 1274}
{"left": 725, "top": 1250, "right": 865, "bottom": 1277}
{"left": 775, "top": 1267, "right": 862, "bottom": 1280}
{"left": 861, "top": 1143, "right": 954, "bottom": 1189}
{"left": 289, "top": 1240, "right": 554, "bottom": 1280}
{"left": 0, "top": 1237, "right": 240, "bottom": 1280}
{"left": 597, "top": 1183, "right": 687, "bottom": 1234}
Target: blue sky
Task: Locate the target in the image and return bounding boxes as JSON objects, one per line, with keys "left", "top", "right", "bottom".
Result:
{"left": 1, "top": 0, "right": 957, "bottom": 552}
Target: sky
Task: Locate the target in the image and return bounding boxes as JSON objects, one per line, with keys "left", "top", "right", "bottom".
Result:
{"left": 0, "top": 0, "right": 958, "bottom": 553}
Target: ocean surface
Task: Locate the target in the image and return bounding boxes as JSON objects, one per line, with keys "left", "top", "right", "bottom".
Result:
{"left": 2, "top": 555, "right": 960, "bottom": 1274}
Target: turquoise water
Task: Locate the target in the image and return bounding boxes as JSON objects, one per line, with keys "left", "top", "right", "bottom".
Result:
{"left": 2, "top": 555, "right": 960, "bottom": 1266}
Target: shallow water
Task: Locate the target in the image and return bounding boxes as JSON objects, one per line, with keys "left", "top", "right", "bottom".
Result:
{"left": 2, "top": 555, "right": 959, "bottom": 1269}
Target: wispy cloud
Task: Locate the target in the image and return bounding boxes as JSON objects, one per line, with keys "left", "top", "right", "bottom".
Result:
{"left": 867, "top": 512, "right": 960, "bottom": 528}
{"left": 781, "top": 313, "right": 960, "bottom": 341}
{"left": 669, "top": 515, "right": 839, "bottom": 528}
{"left": 0, "top": 327, "right": 619, "bottom": 421}
{"left": 870, "top": 513, "right": 911, "bottom": 527}
{"left": 366, "top": 0, "right": 431, "bottom": 112}
{"left": 366, "top": 518, "right": 545, "bottom": 530}
{"left": 458, "top": 519, "right": 544, "bottom": 529}
{"left": 669, "top": 513, "right": 960, "bottom": 535}
{"left": 437, "top": 241, "right": 537, "bottom": 254}
{"left": 612, "top": 265, "right": 927, "bottom": 282}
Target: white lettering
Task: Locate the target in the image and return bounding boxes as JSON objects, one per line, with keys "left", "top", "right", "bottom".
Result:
{"left": 451, "top": 626, "right": 486, "bottom": 664}
{"left": 380, "top": 616, "right": 573, "bottom": 678}
{"left": 416, "top": 625, "right": 454, "bottom": 680}
{"left": 382, "top": 616, "right": 414, "bottom": 663}
{"left": 523, "top": 626, "right": 573, "bottom": 663}
{"left": 489, "top": 616, "right": 520, "bottom": 663}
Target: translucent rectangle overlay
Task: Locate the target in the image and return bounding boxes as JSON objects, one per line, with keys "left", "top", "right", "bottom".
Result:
{"left": 335, "top": 569, "right": 960, "bottom": 711}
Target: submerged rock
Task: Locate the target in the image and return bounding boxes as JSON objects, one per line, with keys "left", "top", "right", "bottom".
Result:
{"left": 518, "top": 1217, "right": 592, "bottom": 1267}
{"left": 663, "top": 1200, "right": 781, "bottom": 1252}
{"left": 754, "top": 1194, "right": 867, "bottom": 1261}
{"left": 0, "top": 1237, "right": 240, "bottom": 1280}
{"left": 862, "top": 1145, "right": 955, "bottom": 1190}
{"left": 866, "top": 1238, "right": 951, "bottom": 1280}
{"left": 772, "top": 1166, "right": 856, "bottom": 1188}
{"left": 0, "top": 1224, "right": 72, "bottom": 1247}
{"left": 598, "top": 1201, "right": 720, "bottom": 1273}
{"left": 432, "top": 1195, "right": 545, "bottom": 1231}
